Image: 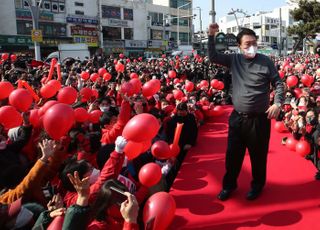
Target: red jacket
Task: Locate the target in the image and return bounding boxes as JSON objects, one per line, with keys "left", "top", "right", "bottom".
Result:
{"left": 64, "top": 151, "right": 125, "bottom": 207}
{"left": 100, "top": 101, "right": 132, "bottom": 145}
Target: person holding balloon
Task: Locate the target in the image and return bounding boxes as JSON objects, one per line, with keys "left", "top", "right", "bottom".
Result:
{"left": 208, "top": 24, "right": 285, "bottom": 200}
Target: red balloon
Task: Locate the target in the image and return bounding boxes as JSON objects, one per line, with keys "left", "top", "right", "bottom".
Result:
{"left": 9, "top": 89, "right": 33, "bottom": 112}
{"left": 139, "top": 163, "right": 162, "bottom": 187}
{"left": 141, "top": 140, "right": 152, "bottom": 153}
{"left": 98, "top": 68, "right": 107, "bottom": 76}
{"left": 168, "top": 70, "right": 177, "bottom": 79}
{"left": 217, "top": 81, "right": 225, "bottom": 90}
{"left": 278, "top": 70, "right": 285, "bottom": 79}
{"left": 200, "top": 80, "right": 209, "bottom": 88}
{"left": 129, "top": 78, "right": 142, "bottom": 94}
{"left": 151, "top": 140, "right": 171, "bottom": 159}
{"left": 119, "top": 53, "right": 125, "bottom": 59}
{"left": 210, "top": 79, "right": 219, "bottom": 89}
{"left": 29, "top": 109, "right": 40, "bottom": 127}
{"left": 40, "top": 84, "right": 57, "bottom": 99}
{"left": 0, "top": 81, "right": 14, "bottom": 100}
{"left": 173, "top": 78, "right": 180, "bottom": 85}
{"left": 113, "top": 59, "right": 118, "bottom": 65}
{"left": 124, "top": 141, "right": 144, "bottom": 160}
{"left": 120, "top": 82, "right": 134, "bottom": 96}
{"left": 10, "top": 54, "right": 17, "bottom": 62}
{"left": 162, "top": 54, "right": 166, "bottom": 58}
{"left": 115, "top": 63, "right": 125, "bottom": 73}
{"left": 286, "top": 75, "right": 298, "bottom": 88}
{"left": 57, "top": 87, "right": 77, "bottom": 105}
{"left": 296, "top": 140, "right": 311, "bottom": 157}
{"left": 143, "top": 192, "right": 176, "bottom": 230}
{"left": 103, "top": 72, "right": 112, "bottom": 81}
{"left": 80, "top": 87, "right": 92, "bottom": 101}
{"left": 0, "top": 106, "right": 22, "bottom": 129}
{"left": 301, "top": 74, "right": 312, "bottom": 87}
{"left": 91, "top": 89, "right": 99, "bottom": 99}
{"left": 1, "top": 53, "right": 9, "bottom": 60}
{"left": 274, "top": 121, "right": 286, "bottom": 133}
{"left": 169, "top": 144, "right": 180, "bottom": 157}
{"left": 173, "top": 89, "right": 184, "bottom": 100}
{"left": 286, "top": 136, "right": 298, "bottom": 151}
{"left": 293, "top": 88, "right": 302, "bottom": 98}
{"left": 126, "top": 58, "right": 131, "bottom": 63}
{"left": 43, "top": 103, "right": 74, "bottom": 140}
{"left": 47, "top": 80, "right": 62, "bottom": 92}
{"left": 142, "top": 79, "right": 161, "bottom": 97}
{"left": 90, "top": 73, "right": 99, "bottom": 82}
{"left": 130, "top": 73, "right": 139, "bottom": 79}
{"left": 74, "top": 107, "right": 89, "bottom": 123}
{"left": 185, "top": 81, "right": 194, "bottom": 92}
{"left": 89, "top": 110, "right": 102, "bottom": 124}
{"left": 123, "top": 113, "right": 160, "bottom": 142}
{"left": 81, "top": 71, "right": 90, "bottom": 80}
{"left": 39, "top": 100, "right": 58, "bottom": 116}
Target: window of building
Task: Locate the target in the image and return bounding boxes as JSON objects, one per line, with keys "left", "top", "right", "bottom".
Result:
{"left": 101, "top": 5, "right": 121, "bottom": 19}
{"left": 43, "top": 1, "right": 51, "bottom": 11}
{"left": 59, "top": 3, "right": 65, "bottom": 12}
{"left": 103, "top": 26, "right": 121, "bottom": 40}
{"left": 75, "top": 10, "right": 84, "bottom": 15}
{"left": 15, "top": 0, "right": 23, "bottom": 8}
{"left": 124, "top": 8, "right": 133, "bottom": 20}
{"left": 124, "top": 28, "right": 133, "bottom": 39}
{"left": 170, "top": 0, "right": 191, "bottom": 9}
{"left": 227, "top": 28, "right": 231, "bottom": 33}
{"left": 151, "top": 30, "right": 162, "bottom": 40}
{"left": 149, "top": 12, "right": 165, "bottom": 26}
{"left": 75, "top": 2, "right": 84, "bottom": 6}
{"left": 265, "top": 25, "right": 270, "bottom": 30}
{"left": 23, "top": 0, "right": 29, "bottom": 8}
{"left": 52, "top": 2, "right": 58, "bottom": 12}
{"left": 179, "top": 32, "right": 189, "bottom": 42}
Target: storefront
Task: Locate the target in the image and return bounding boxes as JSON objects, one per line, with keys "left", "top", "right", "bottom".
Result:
{"left": 125, "top": 40, "right": 147, "bottom": 58}
{"left": 103, "top": 40, "right": 125, "bottom": 56}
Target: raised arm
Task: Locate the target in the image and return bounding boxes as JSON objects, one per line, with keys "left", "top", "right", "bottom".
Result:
{"left": 208, "top": 23, "right": 233, "bottom": 68}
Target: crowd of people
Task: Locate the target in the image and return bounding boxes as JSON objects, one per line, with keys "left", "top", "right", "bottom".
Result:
{"left": 0, "top": 47, "right": 319, "bottom": 229}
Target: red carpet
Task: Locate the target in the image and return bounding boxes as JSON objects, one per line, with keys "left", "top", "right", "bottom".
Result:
{"left": 169, "top": 106, "right": 320, "bottom": 230}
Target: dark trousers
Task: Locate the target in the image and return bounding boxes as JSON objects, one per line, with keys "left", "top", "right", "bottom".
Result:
{"left": 222, "top": 110, "right": 271, "bottom": 190}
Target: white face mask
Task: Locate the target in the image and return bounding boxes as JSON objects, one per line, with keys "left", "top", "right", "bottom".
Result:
{"left": 0, "top": 140, "right": 7, "bottom": 150}
{"left": 99, "top": 106, "right": 109, "bottom": 112}
{"left": 243, "top": 46, "right": 258, "bottom": 59}
{"left": 89, "top": 168, "right": 100, "bottom": 184}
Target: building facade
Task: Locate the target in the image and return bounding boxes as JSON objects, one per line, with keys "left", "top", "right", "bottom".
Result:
{"left": 218, "top": 5, "right": 297, "bottom": 54}
{"left": 0, "top": 0, "right": 193, "bottom": 58}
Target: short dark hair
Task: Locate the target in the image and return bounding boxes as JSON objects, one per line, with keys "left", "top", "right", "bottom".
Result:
{"left": 176, "top": 102, "right": 188, "bottom": 111}
{"left": 236, "top": 28, "right": 257, "bottom": 44}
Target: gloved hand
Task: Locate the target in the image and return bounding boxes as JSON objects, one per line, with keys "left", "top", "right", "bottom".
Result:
{"left": 115, "top": 136, "right": 128, "bottom": 153}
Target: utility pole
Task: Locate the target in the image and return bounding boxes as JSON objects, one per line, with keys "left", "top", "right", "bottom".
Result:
{"left": 209, "top": 0, "right": 216, "bottom": 23}
{"left": 196, "top": 7, "right": 203, "bottom": 53}
{"left": 278, "top": 7, "right": 282, "bottom": 56}
{"left": 26, "top": 0, "right": 43, "bottom": 60}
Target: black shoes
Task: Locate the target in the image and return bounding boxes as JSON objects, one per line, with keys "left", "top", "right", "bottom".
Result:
{"left": 217, "top": 189, "right": 235, "bottom": 201}
{"left": 246, "top": 188, "right": 263, "bottom": 200}
{"left": 217, "top": 188, "right": 263, "bottom": 201}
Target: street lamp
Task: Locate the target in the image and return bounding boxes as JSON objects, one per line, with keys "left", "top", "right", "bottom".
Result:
{"left": 228, "top": 8, "right": 249, "bottom": 33}
{"left": 177, "top": 2, "right": 192, "bottom": 47}
{"left": 25, "top": 0, "right": 44, "bottom": 60}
